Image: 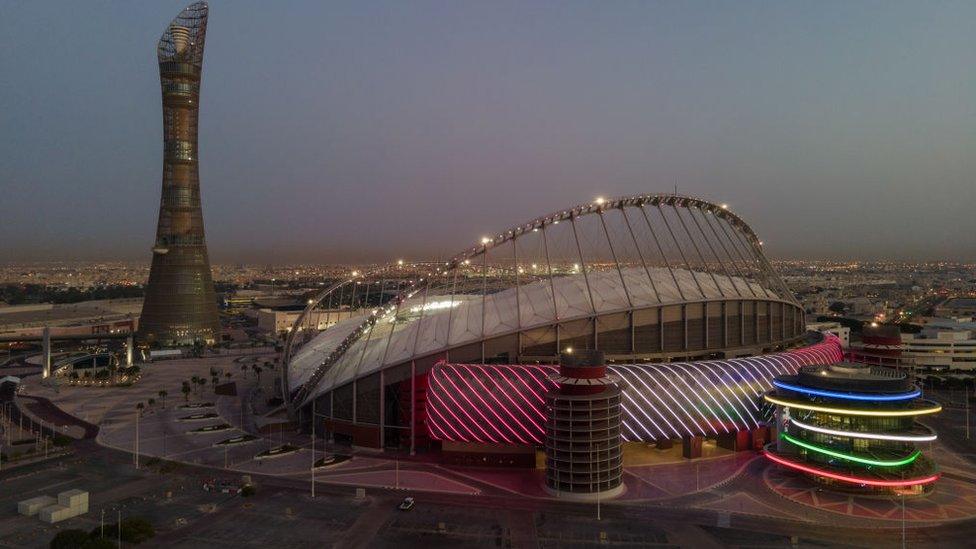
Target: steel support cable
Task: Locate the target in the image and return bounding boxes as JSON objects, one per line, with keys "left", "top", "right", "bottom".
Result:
{"left": 655, "top": 204, "right": 707, "bottom": 299}
{"left": 511, "top": 237, "right": 523, "bottom": 333}
{"left": 686, "top": 206, "right": 745, "bottom": 298}
{"left": 671, "top": 204, "right": 727, "bottom": 298}
{"left": 620, "top": 206, "right": 661, "bottom": 303}
{"left": 699, "top": 209, "right": 759, "bottom": 298}
{"left": 726, "top": 218, "right": 793, "bottom": 303}
{"left": 638, "top": 205, "right": 686, "bottom": 301}
{"left": 541, "top": 224, "right": 560, "bottom": 322}
{"left": 598, "top": 209, "right": 633, "bottom": 309}
{"left": 718, "top": 215, "right": 775, "bottom": 299}
{"left": 570, "top": 214, "right": 598, "bottom": 316}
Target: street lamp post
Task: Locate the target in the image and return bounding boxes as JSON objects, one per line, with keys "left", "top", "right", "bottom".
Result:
{"left": 134, "top": 407, "right": 140, "bottom": 469}
{"left": 311, "top": 399, "right": 316, "bottom": 499}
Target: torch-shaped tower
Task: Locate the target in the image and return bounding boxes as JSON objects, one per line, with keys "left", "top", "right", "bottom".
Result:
{"left": 139, "top": 2, "right": 220, "bottom": 346}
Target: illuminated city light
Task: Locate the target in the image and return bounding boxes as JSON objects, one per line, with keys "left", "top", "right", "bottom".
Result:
{"left": 763, "top": 451, "right": 940, "bottom": 487}
{"left": 764, "top": 394, "right": 942, "bottom": 417}
{"left": 772, "top": 379, "right": 921, "bottom": 401}
{"left": 780, "top": 433, "right": 921, "bottom": 467}
{"left": 788, "top": 417, "right": 937, "bottom": 442}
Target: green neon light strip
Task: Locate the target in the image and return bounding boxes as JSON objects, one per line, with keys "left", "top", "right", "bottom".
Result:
{"left": 780, "top": 433, "right": 921, "bottom": 467}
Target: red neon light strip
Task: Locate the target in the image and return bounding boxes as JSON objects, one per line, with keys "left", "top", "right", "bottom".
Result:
{"left": 763, "top": 451, "right": 940, "bottom": 487}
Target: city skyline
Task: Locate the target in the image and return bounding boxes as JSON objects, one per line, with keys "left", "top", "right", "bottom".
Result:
{"left": 1, "top": 1, "right": 974, "bottom": 264}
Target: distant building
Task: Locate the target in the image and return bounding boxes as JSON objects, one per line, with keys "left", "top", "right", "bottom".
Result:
{"left": 935, "top": 297, "right": 976, "bottom": 318}
{"left": 0, "top": 299, "right": 140, "bottom": 339}
{"left": 849, "top": 318, "right": 976, "bottom": 372}
{"left": 806, "top": 320, "right": 850, "bottom": 349}
{"left": 258, "top": 308, "right": 360, "bottom": 336}
{"left": 900, "top": 318, "right": 976, "bottom": 371}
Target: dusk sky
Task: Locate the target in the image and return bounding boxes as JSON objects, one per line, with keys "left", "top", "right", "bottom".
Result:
{"left": 1, "top": 1, "right": 974, "bottom": 264}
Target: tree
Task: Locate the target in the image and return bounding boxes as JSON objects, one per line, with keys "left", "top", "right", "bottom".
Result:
{"left": 119, "top": 517, "right": 155, "bottom": 543}
{"left": 80, "top": 539, "right": 117, "bottom": 549}
{"left": 252, "top": 364, "right": 262, "bottom": 385}
{"left": 158, "top": 390, "right": 167, "bottom": 408}
{"left": 147, "top": 398, "right": 155, "bottom": 412}
{"left": 828, "top": 301, "right": 846, "bottom": 314}
{"left": 240, "top": 364, "right": 247, "bottom": 378}
{"left": 181, "top": 381, "right": 191, "bottom": 402}
{"left": 136, "top": 402, "right": 145, "bottom": 417}
{"left": 90, "top": 517, "right": 154, "bottom": 544}
{"left": 49, "top": 529, "right": 90, "bottom": 549}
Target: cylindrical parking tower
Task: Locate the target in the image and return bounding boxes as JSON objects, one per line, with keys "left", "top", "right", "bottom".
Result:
{"left": 544, "top": 350, "right": 624, "bottom": 499}
{"left": 764, "top": 362, "right": 941, "bottom": 496}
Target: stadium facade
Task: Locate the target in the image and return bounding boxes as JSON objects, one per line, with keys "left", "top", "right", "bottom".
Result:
{"left": 283, "top": 194, "right": 844, "bottom": 467}
{"left": 139, "top": 2, "right": 221, "bottom": 346}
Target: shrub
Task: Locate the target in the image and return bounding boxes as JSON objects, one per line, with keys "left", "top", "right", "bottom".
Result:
{"left": 120, "top": 517, "right": 155, "bottom": 543}
{"left": 52, "top": 434, "right": 73, "bottom": 447}
{"left": 80, "top": 539, "right": 117, "bottom": 549}
{"left": 50, "top": 530, "right": 90, "bottom": 549}
{"left": 241, "top": 485, "right": 256, "bottom": 497}
{"left": 90, "top": 518, "right": 154, "bottom": 545}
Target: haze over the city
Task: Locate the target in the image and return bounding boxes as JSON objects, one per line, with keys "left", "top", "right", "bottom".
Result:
{"left": 1, "top": 0, "right": 973, "bottom": 264}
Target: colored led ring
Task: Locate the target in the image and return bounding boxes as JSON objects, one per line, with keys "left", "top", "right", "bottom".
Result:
{"left": 763, "top": 451, "right": 940, "bottom": 487}
{"left": 764, "top": 394, "right": 942, "bottom": 417}
{"left": 780, "top": 433, "right": 920, "bottom": 467}
{"left": 772, "top": 380, "right": 921, "bottom": 402}
{"left": 789, "top": 417, "right": 937, "bottom": 443}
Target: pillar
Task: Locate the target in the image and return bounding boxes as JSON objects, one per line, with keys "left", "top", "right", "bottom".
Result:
{"left": 41, "top": 327, "right": 51, "bottom": 379}
{"left": 682, "top": 435, "right": 703, "bottom": 459}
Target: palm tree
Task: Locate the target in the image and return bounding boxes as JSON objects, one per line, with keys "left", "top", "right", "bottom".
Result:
{"left": 252, "top": 364, "right": 263, "bottom": 385}
{"left": 136, "top": 402, "right": 145, "bottom": 417}
{"left": 158, "top": 390, "right": 168, "bottom": 408}
{"left": 181, "top": 381, "right": 191, "bottom": 403}
{"left": 240, "top": 364, "right": 247, "bottom": 378}
{"left": 147, "top": 398, "right": 155, "bottom": 413}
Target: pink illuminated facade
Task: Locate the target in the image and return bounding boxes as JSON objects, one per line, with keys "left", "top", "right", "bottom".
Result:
{"left": 427, "top": 334, "right": 843, "bottom": 445}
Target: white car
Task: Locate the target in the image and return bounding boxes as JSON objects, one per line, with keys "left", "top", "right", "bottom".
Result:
{"left": 398, "top": 497, "right": 415, "bottom": 511}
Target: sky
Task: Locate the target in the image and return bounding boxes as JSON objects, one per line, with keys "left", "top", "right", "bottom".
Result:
{"left": 1, "top": 1, "right": 974, "bottom": 264}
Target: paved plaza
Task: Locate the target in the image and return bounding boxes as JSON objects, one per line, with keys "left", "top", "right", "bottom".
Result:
{"left": 6, "top": 353, "right": 976, "bottom": 547}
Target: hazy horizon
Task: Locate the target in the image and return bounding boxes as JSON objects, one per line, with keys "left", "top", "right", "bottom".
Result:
{"left": 2, "top": 1, "right": 974, "bottom": 264}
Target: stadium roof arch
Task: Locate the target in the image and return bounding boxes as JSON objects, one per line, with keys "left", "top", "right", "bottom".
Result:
{"left": 283, "top": 194, "right": 805, "bottom": 413}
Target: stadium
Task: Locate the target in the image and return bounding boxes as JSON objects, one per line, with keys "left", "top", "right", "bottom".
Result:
{"left": 282, "top": 194, "right": 843, "bottom": 467}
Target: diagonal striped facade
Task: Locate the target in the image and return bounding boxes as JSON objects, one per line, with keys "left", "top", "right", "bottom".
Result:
{"left": 426, "top": 334, "right": 843, "bottom": 444}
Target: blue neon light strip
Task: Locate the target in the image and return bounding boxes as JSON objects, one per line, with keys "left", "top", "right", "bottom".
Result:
{"left": 772, "top": 380, "right": 921, "bottom": 402}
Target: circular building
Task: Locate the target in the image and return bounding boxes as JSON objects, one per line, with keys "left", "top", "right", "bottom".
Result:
{"left": 764, "top": 362, "right": 941, "bottom": 495}
{"left": 283, "top": 194, "right": 827, "bottom": 453}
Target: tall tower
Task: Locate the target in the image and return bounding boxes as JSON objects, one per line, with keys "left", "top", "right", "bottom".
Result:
{"left": 139, "top": 2, "right": 220, "bottom": 346}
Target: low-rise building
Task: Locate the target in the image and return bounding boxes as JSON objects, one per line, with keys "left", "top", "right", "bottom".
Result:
{"left": 806, "top": 320, "right": 850, "bottom": 349}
